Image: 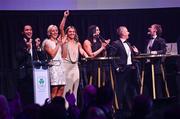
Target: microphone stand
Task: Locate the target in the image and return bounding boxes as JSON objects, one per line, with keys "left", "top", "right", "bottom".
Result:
{"left": 98, "top": 35, "right": 117, "bottom": 50}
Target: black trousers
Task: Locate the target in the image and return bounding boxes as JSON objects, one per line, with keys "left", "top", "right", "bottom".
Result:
{"left": 115, "top": 66, "right": 138, "bottom": 111}
{"left": 17, "top": 67, "right": 34, "bottom": 107}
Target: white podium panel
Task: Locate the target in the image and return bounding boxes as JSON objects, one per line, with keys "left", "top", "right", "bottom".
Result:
{"left": 33, "top": 67, "right": 50, "bottom": 105}
{"left": 166, "top": 43, "right": 178, "bottom": 55}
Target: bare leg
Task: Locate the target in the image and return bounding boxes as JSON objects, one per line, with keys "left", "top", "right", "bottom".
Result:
{"left": 51, "top": 86, "right": 58, "bottom": 99}
{"left": 57, "top": 85, "right": 65, "bottom": 97}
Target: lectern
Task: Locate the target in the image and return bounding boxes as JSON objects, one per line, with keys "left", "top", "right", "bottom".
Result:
{"left": 81, "top": 57, "right": 120, "bottom": 110}
{"left": 33, "top": 61, "right": 50, "bottom": 105}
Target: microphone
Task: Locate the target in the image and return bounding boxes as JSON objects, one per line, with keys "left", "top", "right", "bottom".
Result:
{"left": 99, "top": 35, "right": 107, "bottom": 43}
{"left": 93, "top": 34, "right": 106, "bottom": 43}
{"left": 97, "top": 35, "right": 117, "bottom": 50}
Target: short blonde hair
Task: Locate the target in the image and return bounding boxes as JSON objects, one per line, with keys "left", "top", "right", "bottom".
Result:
{"left": 47, "top": 24, "right": 58, "bottom": 37}
{"left": 117, "top": 26, "right": 127, "bottom": 36}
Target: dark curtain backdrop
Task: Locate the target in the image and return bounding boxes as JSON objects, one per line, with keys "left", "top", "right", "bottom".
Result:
{"left": 0, "top": 8, "right": 180, "bottom": 100}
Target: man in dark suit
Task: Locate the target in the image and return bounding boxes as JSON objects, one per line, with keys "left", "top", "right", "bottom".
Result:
{"left": 144, "top": 24, "right": 167, "bottom": 99}
{"left": 177, "top": 36, "right": 180, "bottom": 71}
{"left": 145, "top": 24, "right": 166, "bottom": 55}
{"left": 109, "top": 26, "right": 139, "bottom": 111}
{"left": 16, "top": 25, "right": 47, "bottom": 107}
{"left": 176, "top": 36, "right": 180, "bottom": 103}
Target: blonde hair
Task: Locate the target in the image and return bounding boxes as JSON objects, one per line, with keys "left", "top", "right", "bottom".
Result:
{"left": 47, "top": 24, "right": 58, "bottom": 37}
{"left": 65, "top": 26, "right": 79, "bottom": 42}
{"left": 117, "top": 26, "right": 127, "bottom": 36}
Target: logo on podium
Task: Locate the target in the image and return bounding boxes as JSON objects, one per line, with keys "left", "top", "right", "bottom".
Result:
{"left": 37, "top": 76, "right": 46, "bottom": 91}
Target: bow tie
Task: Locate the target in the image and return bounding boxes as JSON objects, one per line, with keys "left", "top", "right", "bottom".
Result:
{"left": 123, "top": 40, "right": 128, "bottom": 43}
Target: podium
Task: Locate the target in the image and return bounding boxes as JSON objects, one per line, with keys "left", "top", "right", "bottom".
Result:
{"left": 134, "top": 54, "right": 180, "bottom": 99}
{"left": 81, "top": 57, "right": 120, "bottom": 110}
{"left": 33, "top": 61, "right": 50, "bottom": 105}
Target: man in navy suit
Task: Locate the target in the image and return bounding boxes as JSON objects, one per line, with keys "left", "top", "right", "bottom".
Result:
{"left": 144, "top": 24, "right": 167, "bottom": 99}
{"left": 110, "top": 26, "right": 139, "bottom": 111}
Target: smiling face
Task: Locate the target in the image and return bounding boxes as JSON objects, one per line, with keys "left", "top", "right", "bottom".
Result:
{"left": 148, "top": 24, "right": 157, "bottom": 36}
{"left": 94, "top": 26, "right": 100, "bottom": 36}
{"left": 66, "top": 26, "right": 78, "bottom": 41}
{"left": 48, "top": 25, "right": 59, "bottom": 40}
{"left": 50, "top": 26, "right": 58, "bottom": 39}
{"left": 118, "top": 26, "right": 130, "bottom": 40}
{"left": 23, "top": 25, "right": 33, "bottom": 39}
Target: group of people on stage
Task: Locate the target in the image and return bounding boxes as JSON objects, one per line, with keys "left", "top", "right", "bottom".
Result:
{"left": 16, "top": 10, "right": 168, "bottom": 111}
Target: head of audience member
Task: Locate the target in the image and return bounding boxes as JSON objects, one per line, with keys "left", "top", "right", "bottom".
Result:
{"left": 117, "top": 26, "right": 130, "bottom": 40}
{"left": 65, "top": 26, "right": 79, "bottom": 42}
{"left": 85, "top": 107, "right": 107, "bottom": 119}
{"left": 82, "top": 85, "right": 97, "bottom": 108}
{"left": 8, "top": 93, "right": 22, "bottom": 118}
{"left": 96, "top": 85, "right": 114, "bottom": 119}
{"left": 148, "top": 24, "right": 162, "bottom": 37}
{"left": 17, "top": 103, "right": 41, "bottom": 119}
{"left": 96, "top": 85, "right": 114, "bottom": 107}
{"left": 47, "top": 24, "right": 59, "bottom": 40}
{"left": 131, "top": 95, "right": 153, "bottom": 117}
{"left": 87, "top": 25, "right": 100, "bottom": 41}
{"left": 22, "top": 25, "right": 33, "bottom": 40}
{"left": 41, "top": 96, "right": 67, "bottom": 119}
{"left": 164, "top": 104, "right": 180, "bottom": 119}
{"left": 51, "top": 96, "right": 66, "bottom": 107}
{"left": 0, "top": 95, "right": 12, "bottom": 119}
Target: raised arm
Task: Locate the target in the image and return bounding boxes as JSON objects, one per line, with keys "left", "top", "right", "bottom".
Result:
{"left": 59, "top": 10, "right": 69, "bottom": 38}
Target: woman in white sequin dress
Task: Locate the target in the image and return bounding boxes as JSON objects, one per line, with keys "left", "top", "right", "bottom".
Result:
{"left": 42, "top": 25, "right": 66, "bottom": 98}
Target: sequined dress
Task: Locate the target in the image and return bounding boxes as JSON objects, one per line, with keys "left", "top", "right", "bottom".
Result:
{"left": 43, "top": 39, "right": 65, "bottom": 86}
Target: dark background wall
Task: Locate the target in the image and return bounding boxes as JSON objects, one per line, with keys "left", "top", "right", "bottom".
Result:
{"left": 0, "top": 8, "right": 180, "bottom": 99}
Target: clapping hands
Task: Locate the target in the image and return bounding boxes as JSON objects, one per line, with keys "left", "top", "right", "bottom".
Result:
{"left": 102, "top": 39, "right": 110, "bottom": 49}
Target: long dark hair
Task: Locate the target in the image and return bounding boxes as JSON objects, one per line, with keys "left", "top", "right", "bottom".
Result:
{"left": 87, "top": 25, "right": 98, "bottom": 42}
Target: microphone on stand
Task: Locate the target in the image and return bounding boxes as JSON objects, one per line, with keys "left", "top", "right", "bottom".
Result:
{"left": 97, "top": 35, "right": 117, "bottom": 50}
{"left": 98, "top": 35, "right": 106, "bottom": 42}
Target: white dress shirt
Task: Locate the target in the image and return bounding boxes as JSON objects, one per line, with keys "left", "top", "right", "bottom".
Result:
{"left": 120, "top": 38, "right": 132, "bottom": 65}
{"left": 147, "top": 35, "right": 157, "bottom": 54}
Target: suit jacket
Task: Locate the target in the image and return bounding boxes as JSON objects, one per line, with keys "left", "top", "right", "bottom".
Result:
{"left": 16, "top": 38, "right": 32, "bottom": 68}
{"left": 177, "top": 36, "right": 180, "bottom": 71}
{"left": 109, "top": 39, "right": 138, "bottom": 72}
{"left": 177, "top": 36, "right": 180, "bottom": 54}
{"left": 16, "top": 38, "right": 48, "bottom": 69}
{"left": 145, "top": 37, "right": 167, "bottom": 54}
{"left": 144, "top": 37, "right": 167, "bottom": 74}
